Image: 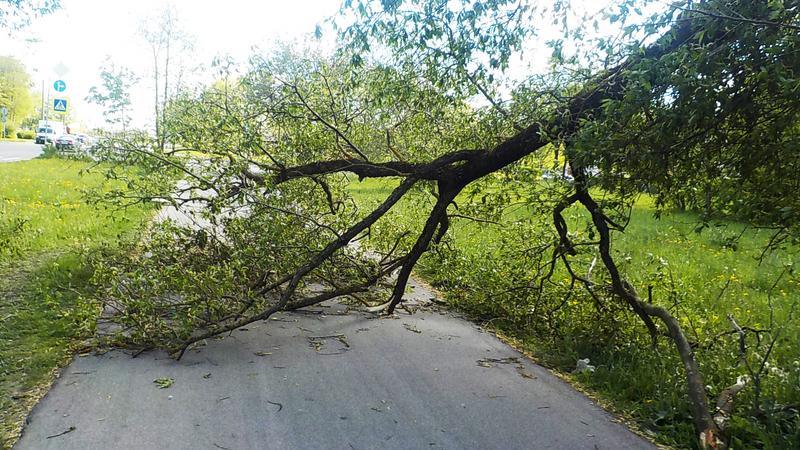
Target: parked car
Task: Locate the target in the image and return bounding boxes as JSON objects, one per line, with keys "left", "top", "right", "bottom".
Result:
{"left": 55, "top": 134, "right": 80, "bottom": 150}
{"left": 35, "top": 120, "right": 65, "bottom": 144}
{"left": 75, "top": 134, "right": 91, "bottom": 146}
{"left": 35, "top": 126, "right": 59, "bottom": 144}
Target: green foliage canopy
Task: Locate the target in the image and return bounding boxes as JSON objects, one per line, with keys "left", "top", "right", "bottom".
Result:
{"left": 0, "top": 56, "right": 35, "bottom": 135}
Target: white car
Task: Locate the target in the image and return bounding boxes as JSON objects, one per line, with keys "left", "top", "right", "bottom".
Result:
{"left": 35, "top": 126, "right": 58, "bottom": 144}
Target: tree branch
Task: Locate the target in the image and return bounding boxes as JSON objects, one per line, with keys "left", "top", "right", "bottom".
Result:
{"left": 679, "top": 5, "right": 800, "bottom": 32}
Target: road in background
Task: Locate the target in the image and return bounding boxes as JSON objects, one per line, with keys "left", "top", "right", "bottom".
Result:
{"left": 0, "top": 141, "right": 42, "bottom": 162}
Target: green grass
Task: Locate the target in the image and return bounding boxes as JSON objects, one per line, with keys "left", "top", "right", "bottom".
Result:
{"left": 348, "top": 177, "right": 800, "bottom": 449}
{"left": 0, "top": 159, "right": 153, "bottom": 448}
{"left": 0, "top": 159, "right": 146, "bottom": 262}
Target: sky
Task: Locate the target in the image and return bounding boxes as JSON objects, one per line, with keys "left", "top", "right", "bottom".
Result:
{"left": 0, "top": 0, "right": 644, "bottom": 132}
{"left": 0, "top": 0, "right": 341, "bottom": 130}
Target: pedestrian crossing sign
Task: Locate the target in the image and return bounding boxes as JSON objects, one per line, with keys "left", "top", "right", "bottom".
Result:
{"left": 53, "top": 99, "right": 68, "bottom": 112}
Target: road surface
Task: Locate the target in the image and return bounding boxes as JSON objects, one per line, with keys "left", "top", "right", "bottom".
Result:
{"left": 0, "top": 141, "right": 42, "bottom": 162}
{"left": 15, "top": 280, "right": 653, "bottom": 450}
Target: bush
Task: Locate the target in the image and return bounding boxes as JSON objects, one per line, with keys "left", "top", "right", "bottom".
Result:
{"left": 15, "top": 130, "right": 35, "bottom": 140}
{"left": 2, "top": 125, "right": 17, "bottom": 139}
{"left": 37, "top": 144, "right": 59, "bottom": 159}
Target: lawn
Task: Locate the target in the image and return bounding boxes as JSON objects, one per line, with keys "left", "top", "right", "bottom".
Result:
{"left": 348, "top": 176, "right": 800, "bottom": 449}
{"left": 0, "top": 158, "right": 153, "bottom": 448}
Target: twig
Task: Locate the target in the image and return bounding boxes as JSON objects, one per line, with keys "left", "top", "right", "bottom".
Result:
{"left": 586, "top": 256, "right": 597, "bottom": 283}
{"left": 447, "top": 213, "right": 501, "bottom": 225}
{"left": 46, "top": 426, "right": 76, "bottom": 439}
{"left": 727, "top": 314, "right": 746, "bottom": 366}
{"left": 308, "top": 334, "right": 347, "bottom": 340}
{"left": 677, "top": 5, "right": 800, "bottom": 32}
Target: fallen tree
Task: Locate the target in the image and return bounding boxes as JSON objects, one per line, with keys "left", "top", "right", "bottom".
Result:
{"left": 90, "top": 1, "right": 800, "bottom": 448}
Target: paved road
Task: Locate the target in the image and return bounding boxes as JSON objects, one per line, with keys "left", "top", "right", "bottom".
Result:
{"left": 15, "top": 280, "right": 653, "bottom": 450}
{"left": 0, "top": 141, "right": 42, "bottom": 162}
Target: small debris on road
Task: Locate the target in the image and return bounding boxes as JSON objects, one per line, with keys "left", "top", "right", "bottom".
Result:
{"left": 153, "top": 377, "right": 174, "bottom": 389}
{"left": 403, "top": 323, "right": 422, "bottom": 333}
{"left": 45, "top": 426, "right": 75, "bottom": 439}
{"left": 308, "top": 334, "right": 350, "bottom": 354}
{"left": 476, "top": 356, "right": 521, "bottom": 367}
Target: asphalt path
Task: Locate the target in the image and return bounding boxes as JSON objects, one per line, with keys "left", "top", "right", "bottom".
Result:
{"left": 15, "top": 280, "right": 653, "bottom": 450}
{"left": 0, "top": 141, "right": 42, "bottom": 162}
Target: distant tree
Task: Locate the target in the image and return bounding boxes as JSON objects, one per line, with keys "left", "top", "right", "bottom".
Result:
{"left": 0, "top": 55, "right": 34, "bottom": 136}
{"left": 139, "top": 5, "right": 196, "bottom": 150}
{"left": 86, "top": 58, "right": 139, "bottom": 131}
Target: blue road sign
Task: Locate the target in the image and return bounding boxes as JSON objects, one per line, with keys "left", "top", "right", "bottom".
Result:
{"left": 53, "top": 99, "right": 68, "bottom": 112}
{"left": 54, "top": 80, "right": 66, "bottom": 92}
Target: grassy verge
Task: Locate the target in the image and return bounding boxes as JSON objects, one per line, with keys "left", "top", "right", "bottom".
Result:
{"left": 0, "top": 158, "right": 152, "bottom": 448}
{"left": 348, "top": 177, "right": 799, "bottom": 449}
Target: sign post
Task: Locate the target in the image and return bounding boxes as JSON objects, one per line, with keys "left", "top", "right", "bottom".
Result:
{"left": 53, "top": 99, "right": 68, "bottom": 112}
{"left": 0, "top": 107, "right": 7, "bottom": 139}
{"left": 1, "top": 107, "right": 7, "bottom": 139}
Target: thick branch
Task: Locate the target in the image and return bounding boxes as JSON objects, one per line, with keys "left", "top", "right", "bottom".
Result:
{"left": 573, "top": 184, "right": 660, "bottom": 343}
{"left": 386, "top": 184, "right": 459, "bottom": 314}
{"left": 276, "top": 158, "right": 420, "bottom": 182}
{"left": 274, "top": 149, "right": 484, "bottom": 184}
{"left": 633, "top": 288, "right": 717, "bottom": 446}
{"left": 568, "top": 176, "right": 724, "bottom": 448}
{"left": 265, "top": 16, "right": 702, "bottom": 192}
{"left": 176, "top": 176, "right": 418, "bottom": 357}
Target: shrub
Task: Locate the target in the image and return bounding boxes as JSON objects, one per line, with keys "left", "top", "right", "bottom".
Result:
{"left": 37, "top": 144, "right": 59, "bottom": 159}
{"left": 16, "top": 130, "right": 35, "bottom": 140}
{"left": 2, "top": 125, "right": 17, "bottom": 139}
